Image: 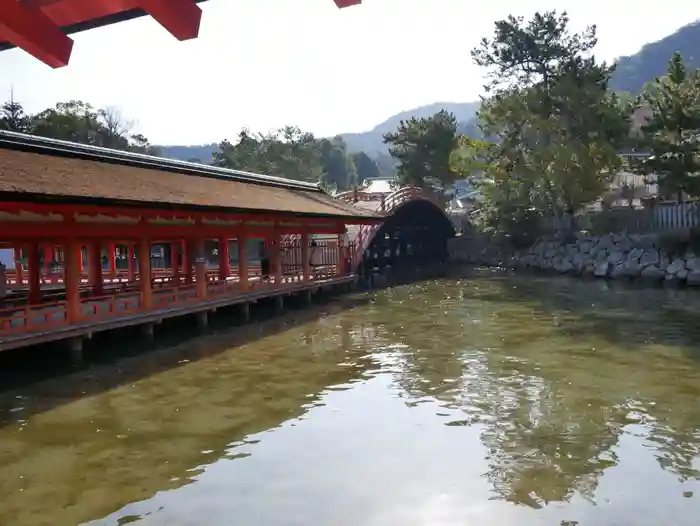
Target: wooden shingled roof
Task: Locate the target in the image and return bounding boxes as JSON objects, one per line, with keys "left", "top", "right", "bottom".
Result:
{"left": 0, "top": 132, "right": 379, "bottom": 222}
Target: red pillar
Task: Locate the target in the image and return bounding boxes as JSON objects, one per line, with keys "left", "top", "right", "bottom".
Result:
{"left": 169, "top": 242, "right": 180, "bottom": 284}
{"left": 218, "top": 237, "right": 230, "bottom": 281}
{"left": 42, "top": 243, "right": 51, "bottom": 278}
{"left": 78, "top": 245, "right": 85, "bottom": 276}
{"left": 139, "top": 237, "right": 153, "bottom": 310}
{"left": 301, "top": 233, "right": 311, "bottom": 281}
{"left": 271, "top": 233, "right": 282, "bottom": 285}
{"left": 87, "top": 241, "right": 104, "bottom": 296}
{"left": 108, "top": 243, "right": 117, "bottom": 276}
{"left": 338, "top": 234, "right": 346, "bottom": 276}
{"left": 64, "top": 239, "right": 81, "bottom": 324}
{"left": 238, "top": 234, "right": 249, "bottom": 291}
{"left": 127, "top": 243, "right": 137, "bottom": 282}
{"left": 13, "top": 245, "right": 24, "bottom": 285}
{"left": 194, "top": 238, "right": 207, "bottom": 298}
{"left": 183, "top": 239, "right": 192, "bottom": 285}
{"left": 27, "top": 242, "right": 41, "bottom": 304}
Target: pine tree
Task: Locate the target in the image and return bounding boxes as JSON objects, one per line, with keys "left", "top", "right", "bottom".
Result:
{"left": 635, "top": 52, "right": 700, "bottom": 202}
{"left": 0, "top": 90, "right": 30, "bottom": 133}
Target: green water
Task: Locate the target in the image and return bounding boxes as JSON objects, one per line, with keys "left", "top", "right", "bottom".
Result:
{"left": 2, "top": 271, "right": 700, "bottom": 525}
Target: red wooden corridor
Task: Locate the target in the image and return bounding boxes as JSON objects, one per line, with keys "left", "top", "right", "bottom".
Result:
{"left": 0, "top": 131, "right": 379, "bottom": 351}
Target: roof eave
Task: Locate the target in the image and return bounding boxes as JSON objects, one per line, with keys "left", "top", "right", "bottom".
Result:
{"left": 0, "top": 191, "right": 383, "bottom": 223}
{"left": 0, "top": 130, "right": 322, "bottom": 192}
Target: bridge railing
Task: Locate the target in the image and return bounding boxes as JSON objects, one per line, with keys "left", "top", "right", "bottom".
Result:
{"left": 334, "top": 189, "right": 381, "bottom": 203}
{"left": 350, "top": 185, "right": 443, "bottom": 270}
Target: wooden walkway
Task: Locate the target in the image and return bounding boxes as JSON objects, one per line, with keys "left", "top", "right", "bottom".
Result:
{"left": 0, "top": 273, "right": 356, "bottom": 352}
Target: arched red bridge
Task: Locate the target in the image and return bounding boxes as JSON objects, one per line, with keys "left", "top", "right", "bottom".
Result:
{"left": 335, "top": 185, "right": 455, "bottom": 274}
{"left": 0, "top": 0, "right": 361, "bottom": 68}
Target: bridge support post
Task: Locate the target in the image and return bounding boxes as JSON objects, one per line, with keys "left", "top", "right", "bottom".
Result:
{"left": 240, "top": 302, "right": 250, "bottom": 323}
{"left": 67, "top": 337, "right": 84, "bottom": 365}
{"left": 141, "top": 322, "right": 155, "bottom": 341}
{"left": 302, "top": 289, "right": 313, "bottom": 305}
{"left": 274, "top": 295, "right": 284, "bottom": 313}
{"left": 196, "top": 311, "right": 208, "bottom": 332}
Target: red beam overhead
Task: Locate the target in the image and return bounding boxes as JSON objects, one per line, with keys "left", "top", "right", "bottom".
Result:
{"left": 0, "top": 0, "right": 361, "bottom": 68}
{"left": 0, "top": 0, "right": 74, "bottom": 67}
{"left": 138, "top": 0, "right": 202, "bottom": 41}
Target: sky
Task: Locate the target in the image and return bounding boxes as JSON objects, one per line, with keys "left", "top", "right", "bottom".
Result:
{"left": 0, "top": 0, "right": 694, "bottom": 145}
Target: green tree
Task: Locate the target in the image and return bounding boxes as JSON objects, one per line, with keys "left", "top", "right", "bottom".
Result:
{"left": 472, "top": 11, "right": 630, "bottom": 234}
{"left": 318, "top": 136, "right": 356, "bottom": 191}
{"left": 382, "top": 110, "right": 458, "bottom": 187}
{"left": 274, "top": 126, "right": 323, "bottom": 183}
{"left": 633, "top": 52, "right": 700, "bottom": 202}
{"left": 449, "top": 136, "right": 491, "bottom": 180}
{"left": 213, "top": 126, "right": 324, "bottom": 183}
{"left": 351, "top": 151, "right": 380, "bottom": 184}
{"left": 213, "top": 129, "right": 267, "bottom": 172}
{"left": 0, "top": 92, "right": 30, "bottom": 132}
{"left": 374, "top": 152, "right": 397, "bottom": 179}
{"left": 129, "top": 133, "right": 161, "bottom": 156}
{"left": 27, "top": 99, "right": 157, "bottom": 153}
{"left": 30, "top": 100, "right": 102, "bottom": 144}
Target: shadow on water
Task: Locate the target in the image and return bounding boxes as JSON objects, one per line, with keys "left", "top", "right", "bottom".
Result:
{"left": 449, "top": 266, "right": 700, "bottom": 357}
{"left": 0, "top": 292, "right": 370, "bottom": 426}
{"left": 0, "top": 290, "right": 379, "bottom": 526}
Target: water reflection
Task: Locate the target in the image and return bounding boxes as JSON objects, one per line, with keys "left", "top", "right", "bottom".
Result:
{"left": 2, "top": 272, "right": 700, "bottom": 525}
{"left": 0, "top": 302, "right": 375, "bottom": 526}
{"left": 377, "top": 273, "right": 700, "bottom": 516}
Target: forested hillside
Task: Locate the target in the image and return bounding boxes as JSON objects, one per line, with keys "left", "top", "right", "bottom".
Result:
{"left": 339, "top": 101, "right": 480, "bottom": 155}
{"left": 610, "top": 21, "right": 700, "bottom": 93}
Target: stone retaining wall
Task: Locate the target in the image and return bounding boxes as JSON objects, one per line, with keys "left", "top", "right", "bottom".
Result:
{"left": 515, "top": 234, "right": 700, "bottom": 285}
{"left": 449, "top": 232, "right": 700, "bottom": 285}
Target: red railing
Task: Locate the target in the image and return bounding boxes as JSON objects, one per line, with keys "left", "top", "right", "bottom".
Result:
{"left": 206, "top": 279, "right": 242, "bottom": 298}
{"left": 0, "top": 301, "right": 68, "bottom": 333}
{"left": 0, "top": 238, "right": 358, "bottom": 339}
{"left": 334, "top": 189, "right": 386, "bottom": 203}
{"left": 152, "top": 284, "right": 199, "bottom": 309}
{"left": 81, "top": 292, "right": 142, "bottom": 320}
{"left": 280, "top": 239, "right": 339, "bottom": 274}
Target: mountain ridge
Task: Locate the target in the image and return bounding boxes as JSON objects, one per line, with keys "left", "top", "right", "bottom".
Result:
{"left": 337, "top": 100, "right": 481, "bottom": 156}
{"left": 158, "top": 19, "right": 700, "bottom": 163}
{"left": 609, "top": 20, "right": 700, "bottom": 93}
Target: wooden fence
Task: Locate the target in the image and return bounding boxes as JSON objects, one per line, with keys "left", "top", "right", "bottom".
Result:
{"left": 540, "top": 203, "right": 700, "bottom": 235}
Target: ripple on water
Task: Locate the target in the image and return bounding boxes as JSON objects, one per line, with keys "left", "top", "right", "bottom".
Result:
{"left": 2, "top": 274, "right": 700, "bottom": 525}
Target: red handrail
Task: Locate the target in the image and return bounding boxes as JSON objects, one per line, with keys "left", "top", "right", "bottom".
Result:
{"left": 0, "top": 300, "right": 68, "bottom": 333}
